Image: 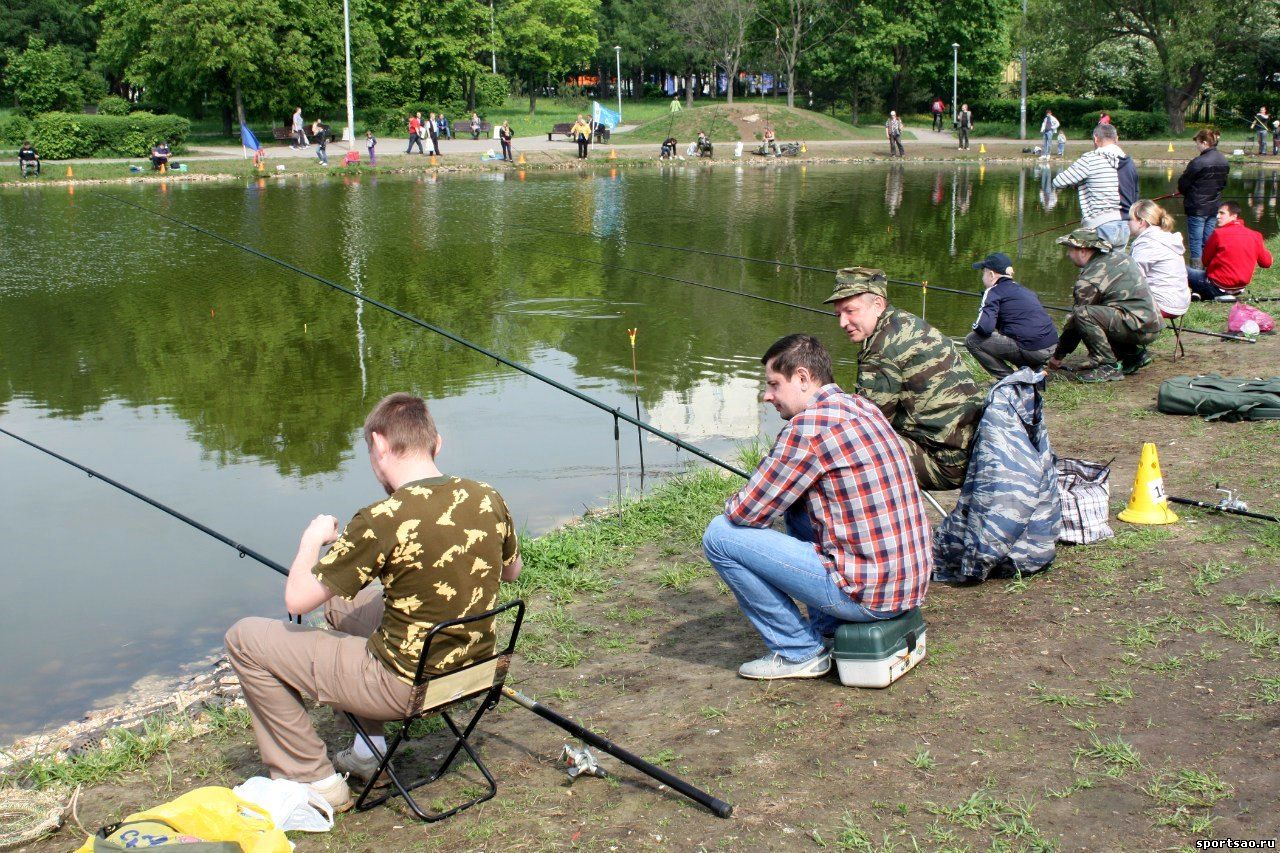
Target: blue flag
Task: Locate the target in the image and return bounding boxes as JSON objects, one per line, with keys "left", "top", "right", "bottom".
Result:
{"left": 240, "top": 123, "right": 261, "bottom": 151}
{"left": 591, "top": 101, "right": 620, "bottom": 129}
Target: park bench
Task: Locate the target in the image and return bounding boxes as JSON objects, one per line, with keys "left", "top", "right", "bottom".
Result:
{"left": 272, "top": 126, "right": 293, "bottom": 143}
{"left": 546, "top": 123, "right": 611, "bottom": 143}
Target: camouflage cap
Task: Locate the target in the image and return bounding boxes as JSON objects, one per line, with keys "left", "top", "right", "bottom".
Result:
{"left": 823, "top": 267, "right": 888, "bottom": 303}
{"left": 1055, "top": 228, "right": 1112, "bottom": 252}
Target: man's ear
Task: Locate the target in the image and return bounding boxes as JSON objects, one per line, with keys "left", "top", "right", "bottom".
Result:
{"left": 370, "top": 431, "right": 390, "bottom": 458}
{"left": 433, "top": 433, "right": 444, "bottom": 459}
{"left": 794, "top": 366, "right": 812, "bottom": 387}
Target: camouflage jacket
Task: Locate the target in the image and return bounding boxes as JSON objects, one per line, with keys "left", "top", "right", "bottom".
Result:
{"left": 856, "top": 306, "right": 985, "bottom": 457}
{"left": 1071, "top": 251, "right": 1160, "bottom": 329}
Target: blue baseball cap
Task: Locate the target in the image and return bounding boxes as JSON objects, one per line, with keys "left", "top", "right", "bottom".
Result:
{"left": 971, "top": 252, "right": 1015, "bottom": 275}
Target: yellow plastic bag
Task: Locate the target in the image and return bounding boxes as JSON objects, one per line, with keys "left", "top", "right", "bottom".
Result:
{"left": 77, "top": 786, "right": 291, "bottom": 853}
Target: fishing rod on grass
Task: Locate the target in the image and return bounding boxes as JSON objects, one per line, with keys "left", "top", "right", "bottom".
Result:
{"left": 508, "top": 223, "right": 1254, "bottom": 344}
{"left": 0, "top": 424, "right": 735, "bottom": 818}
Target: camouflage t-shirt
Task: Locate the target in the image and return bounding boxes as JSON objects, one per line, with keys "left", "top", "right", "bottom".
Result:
{"left": 856, "top": 306, "right": 985, "bottom": 460}
{"left": 313, "top": 475, "right": 520, "bottom": 684}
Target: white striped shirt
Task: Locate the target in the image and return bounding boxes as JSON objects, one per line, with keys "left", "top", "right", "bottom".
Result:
{"left": 1052, "top": 146, "right": 1125, "bottom": 228}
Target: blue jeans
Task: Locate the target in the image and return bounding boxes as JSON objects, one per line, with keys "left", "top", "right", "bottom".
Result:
{"left": 1042, "top": 131, "right": 1054, "bottom": 154}
{"left": 1186, "top": 215, "right": 1217, "bottom": 261}
{"left": 1186, "top": 267, "right": 1233, "bottom": 300}
{"left": 1094, "top": 219, "right": 1128, "bottom": 251}
{"left": 702, "top": 511, "right": 898, "bottom": 662}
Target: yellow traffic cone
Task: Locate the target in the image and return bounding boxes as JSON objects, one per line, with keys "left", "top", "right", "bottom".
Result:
{"left": 429, "top": 154, "right": 437, "bottom": 166}
{"left": 608, "top": 148, "right": 617, "bottom": 160}
{"left": 1118, "top": 443, "right": 1179, "bottom": 525}
{"left": 66, "top": 165, "right": 74, "bottom": 178}
{"left": 800, "top": 142, "right": 807, "bottom": 153}
{"left": 1167, "top": 142, "right": 1175, "bottom": 153}
{"left": 979, "top": 143, "right": 986, "bottom": 154}
{"left": 517, "top": 152, "right": 526, "bottom": 165}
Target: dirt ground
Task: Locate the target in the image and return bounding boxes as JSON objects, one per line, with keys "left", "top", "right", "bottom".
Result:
{"left": 17, "top": 308, "right": 1280, "bottom": 852}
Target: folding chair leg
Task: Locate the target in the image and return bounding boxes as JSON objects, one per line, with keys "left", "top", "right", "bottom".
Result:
{"left": 1171, "top": 320, "right": 1185, "bottom": 360}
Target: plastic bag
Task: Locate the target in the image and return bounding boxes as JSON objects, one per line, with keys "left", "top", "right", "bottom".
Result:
{"left": 77, "top": 787, "right": 290, "bottom": 853}
{"left": 233, "top": 777, "right": 334, "bottom": 833}
{"left": 1227, "top": 301, "right": 1274, "bottom": 334}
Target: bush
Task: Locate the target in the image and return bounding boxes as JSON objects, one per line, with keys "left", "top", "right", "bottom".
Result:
{"left": 97, "top": 95, "right": 132, "bottom": 116}
{"left": 970, "top": 95, "right": 1123, "bottom": 130}
{"left": 474, "top": 73, "right": 509, "bottom": 111}
{"left": 29, "top": 111, "right": 191, "bottom": 159}
{"left": 1105, "top": 109, "right": 1168, "bottom": 140}
{"left": 362, "top": 71, "right": 416, "bottom": 111}
{"left": 0, "top": 113, "right": 33, "bottom": 144}
{"left": 5, "top": 37, "right": 85, "bottom": 116}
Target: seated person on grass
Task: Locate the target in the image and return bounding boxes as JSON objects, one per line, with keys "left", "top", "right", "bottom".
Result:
{"left": 18, "top": 141, "right": 40, "bottom": 176}
{"left": 702, "top": 335, "right": 930, "bottom": 682}
{"left": 1187, "top": 201, "right": 1273, "bottom": 302}
{"left": 224, "top": 392, "right": 522, "bottom": 812}
{"left": 151, "top": 140, "right": 171, "bottom": 171}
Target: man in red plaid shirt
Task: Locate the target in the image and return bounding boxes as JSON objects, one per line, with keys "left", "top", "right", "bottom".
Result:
{"left": 703, "top": 334, "right": 931, "bottom": 680}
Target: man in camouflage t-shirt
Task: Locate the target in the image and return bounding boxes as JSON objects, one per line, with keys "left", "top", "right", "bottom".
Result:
{"left": 824, "top": 267, "right": 985, "bottom": 491}
{"left": 225, "top": 393, "right": 521, "bottom": 811}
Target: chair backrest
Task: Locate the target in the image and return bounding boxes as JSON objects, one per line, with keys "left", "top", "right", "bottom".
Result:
{"left": 406, "top": 599, "right": 525, "bottom": 718}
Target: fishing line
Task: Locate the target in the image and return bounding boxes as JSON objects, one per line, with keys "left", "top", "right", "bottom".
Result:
{"left": 97, "top": 194, "right": 750, "bottom": 480}
{"left": 508, "top": 222, "right": 1254, "bottom": 343}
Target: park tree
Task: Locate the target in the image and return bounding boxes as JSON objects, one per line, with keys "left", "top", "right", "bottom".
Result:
{"left": 759, "top": 0, "right": 846, "bottom": 108}
{"left": 499, "top": 0, "right": 600, "bottom": 115}
{"left": 385, "top": 0, "right": 489, "bottom": 103}
{"left": 3, "top": 37, "right": 88, "bottom": 115}
{"left": 806, "top": 1, "right": 900, "bottom": 122}
{"left": 0, "top": 0, "right": 97, "bottom": 91}
{"left": 676, "top": 0, "right": 758, "bottom": 104}
{"left": 1028, "top": 0, "right": 1280, "bottom": 132}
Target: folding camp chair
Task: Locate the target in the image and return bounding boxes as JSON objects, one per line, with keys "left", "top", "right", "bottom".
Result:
{"left": 345, "top": 599, "right": 525, "bottom": 821}
{"left": 1164, "top": 311, "right": 1186, "bottom": 360}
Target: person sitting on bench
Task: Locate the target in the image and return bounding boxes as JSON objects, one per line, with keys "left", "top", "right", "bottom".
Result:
{"left": 224, "top": 393, "right": 523, "bottom": 812}
{"left": 702, "top": 335, "right": 930, "bottom": 681}
{"left": 150, "top": 140, "right": 171, "bottom": 171}
{"left": 18, "top": 140, "right": 40, "bottom": 177}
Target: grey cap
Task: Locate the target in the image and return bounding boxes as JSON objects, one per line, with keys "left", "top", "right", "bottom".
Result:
{"left": 822, "top": 267, "right": 888, "bottom": 303}
{"left": 1055, "top": 228, "right": 1112, "bottom": 252}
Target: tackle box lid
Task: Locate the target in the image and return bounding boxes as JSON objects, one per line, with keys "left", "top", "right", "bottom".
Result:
{"left": 833, "top": 608, "right": 925, "bottom": 661}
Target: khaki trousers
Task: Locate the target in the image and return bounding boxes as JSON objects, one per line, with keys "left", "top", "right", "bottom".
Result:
{"left": 224, "top": 586, "right": 412, "bottom": 781}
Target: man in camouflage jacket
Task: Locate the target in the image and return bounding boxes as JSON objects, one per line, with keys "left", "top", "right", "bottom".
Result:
{"left": 1048, "top": 228, "right": 1162, "bottom": 383}
{"left": 825, "top": 267, "right": 985, "bottom": 490}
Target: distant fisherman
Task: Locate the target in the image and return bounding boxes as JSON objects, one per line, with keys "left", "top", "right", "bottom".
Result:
{"left": 1048, "top": 229, "right": 1161, "bottom": 383}
{"left": 826, "top": 267, "right": 985, "bottom": 491}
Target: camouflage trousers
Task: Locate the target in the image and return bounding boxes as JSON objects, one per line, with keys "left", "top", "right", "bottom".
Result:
{"left": 899, "top": 434, "right": 970, "bottom": 491}
{"left": 1058, "top": 305, "right": 1161, "bottom": 367}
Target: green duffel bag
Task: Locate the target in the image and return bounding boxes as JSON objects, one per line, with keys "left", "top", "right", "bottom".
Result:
{"left": 1157, "top": 374, "right": 1280, "bottom": 421}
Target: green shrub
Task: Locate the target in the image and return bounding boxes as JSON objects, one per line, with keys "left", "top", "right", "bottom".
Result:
{"left": 474, "top": 73, "right": 509, "bottom": 111}
{"left": 971, "top": 95, "right": 1123, "bottom": 130}
{"left": 0, "top": 113, "right": 33, "bottom": 144}
{"left": 29, "top": 111, "right": 190, "bottom": 158}
{"left": 1105, "top": 109, "right": 1168, "bottom": 140}
{"left": 97, "top": 95, "right": 132, "bottom": 116}
{"left": 5, "top": 37, "right": 85, "bottom": 116}
{"left": 362, "top": 71, "right": 415, "bottom": 111}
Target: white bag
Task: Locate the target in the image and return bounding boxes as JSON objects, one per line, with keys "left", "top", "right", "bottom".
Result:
{"left": 233, "top": 776, "right": 334, "bottom": 833}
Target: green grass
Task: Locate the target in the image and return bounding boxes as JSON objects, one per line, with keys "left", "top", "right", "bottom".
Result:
{"left": 13, "top": 714, "right": 188, "bottom": 789}
{"left": 908, "top": 747, "right": 937, "bottom": 771}
{"left": 624, "top": 101, "right": 893, "bottom": 144}
{"left": 1029, "top": 681, "right": 1094, "bottom": 707}
{"left": 1077, "top": 733, "right": 1142, "bottom": 777}
{"left": 1145, "top": 768, "right": 1233, "bottom": 835}
{"left": 652, "top": 562, "right": 710, "bottom": 593}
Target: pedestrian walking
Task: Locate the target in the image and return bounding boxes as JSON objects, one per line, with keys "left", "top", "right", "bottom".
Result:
{"left": 570, "top": 113, "right": 592, "bottom": 159}
{"left": 1039, "top": 110, "right": 1060, "bottom": 158}
{"left": 1250, "top": 107, "right": 1270, "bottom": 155}
{"left": 366, "top": 129, "right": 377, "bottom": 166}
{"left": 499, "top": 121, "right": 513, "bottom": 161}
{"left": 427, "top": 112, "right": 441, "bottom": 156}
{"left": 1056, "top": 130, "right": 1066, "bottom": 157}
{"left": 670, "top": 97, "right": 682, "bottom": 113}
{"left": 885, "top": 111, "right": 905, "bottom": 157}
{"left": 957, "top": 103, "right": 973, "bottom": 150}
{"left": 312, "top": 119, "right": 329, "bottom": 166}
{"left": 406, "top": 112, "right": 424, "bottom": 154}
{"left": 291, "top": 107, "right": 307, "bottom": 149}
{"left": 1272, "top": 119, "right": 1279, "bottom": 156}
{"left": 1176, "top": 128, "right": 1228, "bottom": 267}
{"left": 931, "top": 97, "right": 945, "bottom": 132}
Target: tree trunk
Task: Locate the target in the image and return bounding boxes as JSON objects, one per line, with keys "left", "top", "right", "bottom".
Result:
{"left": 786, "top": 66, "right": 795, "bottom": 108}
{"left": 685, "top": 64, "right": 694, "bottom": 107}
{"left": 851, "top": 86, "right": 860, "bottom": 125}
{"left": 221, "top": 104, "right": 233, "bottom": 137}
{"left": 1163, "top": 64, "right": 1206, "bottom": 134}
{"left": 726, "top": 62, "right": 737, "bottom": 104}
{"left": 529, "top": 81, "right": 537, "bottom": 115}
{"left": 466, "top": 73, "right": 477, "bottom": 111}
{"left": 234, "top": 83, "right": 246, "bottom": 130}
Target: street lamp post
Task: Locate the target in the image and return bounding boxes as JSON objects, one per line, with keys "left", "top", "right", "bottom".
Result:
{"left": 951, "top": 43, "right": 959, "bottom": 125}
{"left": 342, "top": 0, "right": 355, "bottom": 145}
{"left": 614, "top": 45, "right": 622, "bottom": 122}
{"left": 1019, "top": 0, "right": 1027, "bottom": 139}
{"left": 490, "top": 0, "right": 497, "bottom": 74}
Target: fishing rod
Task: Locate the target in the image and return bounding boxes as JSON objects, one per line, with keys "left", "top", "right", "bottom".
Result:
{"left": 996, "top": 192, "right": 1180, "bottom": 250}
{"left": 510, "top": 223, "right": 1253, "bottom": 344}
{"left": 0, "top": 424, "right": 734, "bottom": 817}
{"left": 1168, "top": 495, "right": 1280, "bottom": 524}
{"left": 98, "top": 194, "right": 750, "bottom": 481}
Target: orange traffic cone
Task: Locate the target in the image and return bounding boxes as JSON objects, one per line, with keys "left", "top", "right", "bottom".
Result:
{"left": 608, "top": 148, "right": 617, "bottom": 160}
{"left": 430, "top": 154, "right": 438, "bottom": 166}
{"left": 66, "top": 166, "right": 74, "bottom": 178}
{"left": 160, "top": 162, "right": 167, "bottom": 174}
{"left": 1118, "top": 443, "right": 1179, "bottom": 525}
{"left": 517, "top": 152, "right": 526, "bottom": 165}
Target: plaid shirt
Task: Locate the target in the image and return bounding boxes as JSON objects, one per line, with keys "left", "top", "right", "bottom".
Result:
{"left": 725, "top": 384, "right": 931, "bottom": 612}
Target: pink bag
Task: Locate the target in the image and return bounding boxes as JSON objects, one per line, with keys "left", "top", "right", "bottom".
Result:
{"left": 1227, "top": 302, "right": 1274, "bottom": 333}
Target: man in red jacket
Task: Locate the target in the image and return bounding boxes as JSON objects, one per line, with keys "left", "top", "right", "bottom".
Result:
{"left": 1188, "top": 201, "right": 1273, "bottom": 300}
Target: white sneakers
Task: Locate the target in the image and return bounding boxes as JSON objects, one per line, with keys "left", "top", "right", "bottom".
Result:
{"left": 738, "top": 651, "right": 832, "bottom": 680}
{"left": 306, "top": 773, "right": 354, "bottom": 813}
{"left": 335, "top": 747, "right": 392, "bottom": 789}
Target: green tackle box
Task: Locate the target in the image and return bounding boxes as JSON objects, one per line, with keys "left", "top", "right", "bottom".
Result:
{"left": 833, "top": 608, "right": 926, "bottom": 688}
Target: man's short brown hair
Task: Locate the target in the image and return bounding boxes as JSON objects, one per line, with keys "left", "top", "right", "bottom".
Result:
{"left": 363, "top": 393, "right": 439, "bottom": 456}
{"left": 1219, "top": 200, "right": 1241, "bottom": 218}
{"left": 761, "top": 334, "right": 834, "bottom": 385}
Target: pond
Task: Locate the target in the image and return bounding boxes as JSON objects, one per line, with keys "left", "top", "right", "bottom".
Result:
{"left": 1, "top": 161, "right": 1277, "bottom": 741}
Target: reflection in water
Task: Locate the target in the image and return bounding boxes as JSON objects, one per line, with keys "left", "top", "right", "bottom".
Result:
{"left": 1038, "top": 165, "right": 1059, "bottom": 212}
{"left": 1, "top": 163, "right": 1277, "bottom": 740}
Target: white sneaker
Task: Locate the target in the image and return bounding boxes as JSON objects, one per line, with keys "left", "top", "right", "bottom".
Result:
{"left": 307, "top": 773, "right": 354, "bottom": 813}
{"left": 335, "top": 747, "right": 391, "bottom": 788}
{"left": 738, "top": 651, "right": 831, "bottom": 680}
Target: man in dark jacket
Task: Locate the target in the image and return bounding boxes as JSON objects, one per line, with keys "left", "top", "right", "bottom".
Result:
{"left": 1177, "top": 128, "right": 1229, "bottom": 267}
{"left": 965, "top": 253, "right": 1059, "bottom": 379}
